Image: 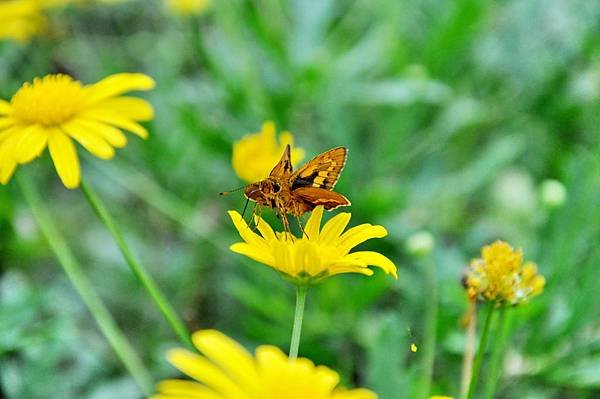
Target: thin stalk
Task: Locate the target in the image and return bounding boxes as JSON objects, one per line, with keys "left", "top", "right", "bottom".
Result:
{"left": 483, "top": 306, "right": 511, "bottom": 399}
{"left": 289, "top": 285, "right": 308, "bottom": 360}
{"left": 418, "top": 256, "right": 438, "bottom": 398}
{"left": 460, "top": 300, "right": 477, "bottom": 399}
{"left": 17, "top": 175, "right": 153, "bottom": 395}
{"left": 80, "top": 177, "right": 191, "bottom": 348}
{"left": 466, "top": 301, "right": 496, "bottom": 399}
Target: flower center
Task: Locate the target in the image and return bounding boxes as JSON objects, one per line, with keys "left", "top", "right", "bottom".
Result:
{"left": 11, "top": 74, "right": 85, "bottom": 126}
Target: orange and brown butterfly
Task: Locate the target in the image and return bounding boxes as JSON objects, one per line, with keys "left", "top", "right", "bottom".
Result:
{"left": 221, "top": 145, "right": 351, "bottom": 232}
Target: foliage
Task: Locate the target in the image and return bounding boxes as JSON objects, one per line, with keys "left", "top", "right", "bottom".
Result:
{"left": 1, "top": 0, "right": 600, "bottom": 398}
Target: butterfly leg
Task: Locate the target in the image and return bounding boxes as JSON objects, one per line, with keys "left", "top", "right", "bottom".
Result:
{"left": 293, "top": 203, "right": 309, "bottom": 239}
{"left": 279, "top": 209, "right": 293, "bottom": 239}
{"left": 248, "top": 203, "right": 261, "bottom": 233}
{"left": 296, "top": 217, "right": 309, "bottom": 239}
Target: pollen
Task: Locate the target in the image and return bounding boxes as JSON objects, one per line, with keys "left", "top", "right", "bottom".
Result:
{"left": 11, "top": 74, "right": 84, "bottom": 126}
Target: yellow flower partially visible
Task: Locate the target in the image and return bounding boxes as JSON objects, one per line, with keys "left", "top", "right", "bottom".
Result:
{"left": 165, "top": 0, "right": 211, "bottom": 16}
{"left": 464, "top": 241, "right": 545, "bottom": 305}
{"left": 429, "top": 396, "right": 454, "bottom": 399}
{"left": 232, "top": 121, "right": 305, "bottom": 183}
{"left": 151, "top": 329, "right": 377, "bottom": 399}
{"left": 0, "top": 0, "right": 44, "bottom": 42}
{"left": 0, "top": 0, "right": 72, "bottom": 42}
{"left": 228, "top": 206, "right": 397, "bottom": 284}
{"left": 0, "top": 73, "right": 155, "bottom": 189}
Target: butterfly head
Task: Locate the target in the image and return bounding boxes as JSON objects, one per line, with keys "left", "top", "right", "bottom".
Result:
{"left": 244, "top": 178, "right": 282, "bottom": 201}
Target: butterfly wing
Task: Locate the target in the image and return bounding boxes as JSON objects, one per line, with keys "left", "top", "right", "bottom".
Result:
{"left": 290, "top": 147, "right": 347, "bottom": 190}
{"left": 292, "top": 186, "right": 351, "bottom": 211}
{"left": 269, "top": 144, "right": 293, "bottom": 177}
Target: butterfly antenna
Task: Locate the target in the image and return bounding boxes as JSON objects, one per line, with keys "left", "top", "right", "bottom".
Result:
{"left": 219, "top": 185, "right": 246, "bottom": 196}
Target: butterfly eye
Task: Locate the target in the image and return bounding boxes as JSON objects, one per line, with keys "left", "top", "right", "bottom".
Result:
{"left": 272, "top": 183, "right": 281, "bottom": 193}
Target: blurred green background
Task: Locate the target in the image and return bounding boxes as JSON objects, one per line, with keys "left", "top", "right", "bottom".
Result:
{"left": 2, "top": 0, "right": 600, "bottom": 398}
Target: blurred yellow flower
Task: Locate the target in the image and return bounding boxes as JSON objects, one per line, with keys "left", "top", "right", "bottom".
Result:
{"left": 464, "top": 241, "right": 545, "bottom": 305}
{"left": 429, "top": 396, "right": 454, "bottom": 399}
{"left": 0, "top": 0, "right": 72, "bottom": 42}
{"left": 228, "top": 205, "right": 397, "bottom": 284}
{"left": 0, "top": 0, "right": 44, "bottom": 42}
{"left": 165, "top": 0, "right": 211, "bottom": 16}
{"left": 0, "top": 73, "right": 155, "bottom": 189}
{"left": 232, "top": 120, "right": 305, "bottom": 183}
{"left": 151, "top": 329, "right": 377, "bottom": 399}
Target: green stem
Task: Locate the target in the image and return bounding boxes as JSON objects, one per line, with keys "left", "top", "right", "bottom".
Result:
{"left": 289, "top": 285, "right": 308, "bottom": 360}
{"left": 419, "top": 257, "right": 438, "bottom": 398}
{"left": 17, "top": 175, "right": 153, "bottom": 395}
{"left": 483, "top": 306, "right": 511, "bottom": 399}
{"left": 460, "top": 301, "right": 477, "bottom": 399}
{"left": 466, "top": 301, "right": 496, "bottom": 399}
{"left": 80, "top": 177, "right": 191, "bottom": 348}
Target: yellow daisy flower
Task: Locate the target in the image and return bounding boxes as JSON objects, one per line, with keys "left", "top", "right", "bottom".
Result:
{"left": 151, "top": 329, "right": 377, "bottom": 399}
{"left": 0, "top": 0, "right": 72, "bottom": 42}
{"left": 228, "top": 205, "right": 397, "bottom": 284}
{"left": 464, "top": 241, "right": 545, "bottom": 305}
{"left": 232, "top": 120, "right": 305, "bottom": 183}
{"left": 0, "top": 73, "right": 155, "bottom": 189}
{"left": 165, "top": 0, "right": 211, "bottom": 16}
{"left": 0, "top": 0, "right": 45, "bottom": 42}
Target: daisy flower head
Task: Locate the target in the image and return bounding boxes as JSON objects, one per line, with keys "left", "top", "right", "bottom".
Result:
{"left": 0, "top": 73, "right": 155, "bottom": 189}
{"left": 228, "top": 206, "right": 397, "bottom": 284}
{"left": 151, "top": 329, "right": 377, "bottom": 399}
{"left": 232, "top": 120, "right": 305, "bottom": 183}
{"left": 464, "top": 241, "right": 545, "bottom": 305}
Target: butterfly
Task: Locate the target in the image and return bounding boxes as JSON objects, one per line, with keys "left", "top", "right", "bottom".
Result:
{"left": 222, "top": 145, "right": 351, "bottom": 234}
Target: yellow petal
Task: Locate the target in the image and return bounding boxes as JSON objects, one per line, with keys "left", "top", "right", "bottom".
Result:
{"left": 156, "top": 379, "right": 222, "bottom": 398}
{"left": 166, "top": 348, "right": 248, "bottom": 398}
{"left": 320, "top": 212, "right": 351, "bottom": 244}
{"left": 338, "top": 224, "right": 388, "bottom": 254}
{"left": 228, "top": 210, "right": 267, "bottom": 248}
{"left": 80, "top": 109, "right": 149, "bottom": 139}
{"left": 333, "top": 389, "right": 378, "bottom": 399}
{"left": 0, "top": 117, "right": 14, "bottom": 129}
{"left": 74, "top": 118, "right": 128, "bottom": 148}
{"left": 260, "top": 120, "right": 276, "bottom": 138}
{"left": 346, "top": 251, "right": 398, "bottom": 278}
{"left": 254, "top": 345, "right": 288, "bottom": 371}
{"left": 304, "top": 206, "right": 324, "bottom": 240}
{"left": 48, "top": 129, "right": 80, "bottom": 189}
{"left": 192, "top": 330, "right": 260, "bottom": 392}
{"left": 15, "top": 125, "right": 47, "bottom": 163}
{"left": 329, "top": 266, "right": 374, "bottom": 277}
{"left": 84, "top": 73, "right": 155, "bottom": 104}
{"left": 0, "top": 138, "right": 18, "bottom": 184}
{"left": 0, "top": 100, "right": 11, "bottom": 115}
{"left": 255, "top": 215, "right": 276, "bottom": 241}
{"left": 229, "top": 243, "right": 273, "bottom": 267}
{"left": 62, "top": 121, "right": 115, "bottom": 160}
{"left": 95, "top": 96, "right": 154, "bottom": 121}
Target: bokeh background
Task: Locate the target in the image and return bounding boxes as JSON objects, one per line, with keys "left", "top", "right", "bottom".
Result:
{"left": 2, "top": 0, "right": 600, "bottom": 398}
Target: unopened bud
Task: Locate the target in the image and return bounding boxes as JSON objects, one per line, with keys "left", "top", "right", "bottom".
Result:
{"left": 406, "top": 231, "right": 435, "bottom": 257}
{"left": 540, "top": 179, "right": 567, "bottom": 209}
